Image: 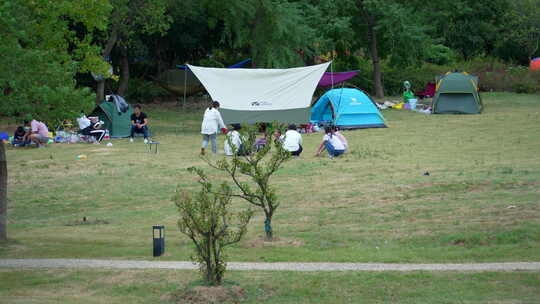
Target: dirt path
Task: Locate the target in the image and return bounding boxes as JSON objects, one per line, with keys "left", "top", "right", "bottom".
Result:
{"left": 1, "top": 259, "right": 539, "bottom": 272}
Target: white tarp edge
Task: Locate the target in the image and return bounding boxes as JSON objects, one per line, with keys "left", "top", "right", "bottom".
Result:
{"left": 188, "top": 62, "right": 331, "bottom": 111}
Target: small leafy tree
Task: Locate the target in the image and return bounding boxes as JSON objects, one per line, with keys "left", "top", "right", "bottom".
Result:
{"left": 194, "top": 123, "right": 291, "bottom": 240}
{"left": 174, "top": 179, "right": 252, "bottom": 286}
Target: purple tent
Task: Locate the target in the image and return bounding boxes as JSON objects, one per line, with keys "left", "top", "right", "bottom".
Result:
{"left": 318, "top": 71, "right": 358, "bottom": 87}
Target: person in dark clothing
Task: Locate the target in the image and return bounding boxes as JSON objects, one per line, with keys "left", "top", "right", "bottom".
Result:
{"left": 81, "top": 117, "right": 106, "bottom": 144}
{"left": 130, "top": 104, "right": 149, "bottom": 143}
{"left": 12, "top": 126, "right": 29, "bottom": 147}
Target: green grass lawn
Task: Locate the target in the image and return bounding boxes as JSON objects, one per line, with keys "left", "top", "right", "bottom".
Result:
{"left": 1, "top": 92, "right": 540, "bottom": 263}
{"left": 1, "top": 269, "right": 539, "bottom": 304}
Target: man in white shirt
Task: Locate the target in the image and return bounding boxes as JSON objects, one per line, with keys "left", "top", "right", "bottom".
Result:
{"left": 280, "top": 124, "right": 303, "bottom": 156}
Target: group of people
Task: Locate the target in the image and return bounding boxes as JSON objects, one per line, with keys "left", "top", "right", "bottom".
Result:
{"left": 200, "top": 101, "right": 349, "bottom": 158}
{"left": 12, "top": 104, "right": 150, "bottom": 148}
{"left": 12, "top": 119, "right": 51, "bottom": 148}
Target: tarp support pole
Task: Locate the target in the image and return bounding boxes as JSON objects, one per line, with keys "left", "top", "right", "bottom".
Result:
{"left": 182, "top": 64, "right": 187, "bottom": 108}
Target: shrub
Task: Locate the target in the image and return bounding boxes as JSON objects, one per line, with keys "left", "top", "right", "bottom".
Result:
{"left": 174, "top": 180, "right": 252, "bottom": 286}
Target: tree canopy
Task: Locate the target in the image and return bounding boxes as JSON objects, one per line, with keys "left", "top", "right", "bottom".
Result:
{"left": 1, "top": 0, "right": 539, "bottom": 121}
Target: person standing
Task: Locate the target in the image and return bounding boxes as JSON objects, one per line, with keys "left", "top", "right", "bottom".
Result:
{"left": 24, "top": 119, "right": 49, "bottom": 148}
{"left": 280, "top": 124, "right": 303, "bottom": 156}
{"left": 130, "top": 104, "right": 149, "bottom": 143}
{"left": 200, "top": 101, "right": 227, "bottom": 155}
{"left": 315, "top": 126, "right": 346, "bottom": 158}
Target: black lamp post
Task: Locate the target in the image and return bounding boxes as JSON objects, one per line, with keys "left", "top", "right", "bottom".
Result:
{"left": 152, "top": 225, "right": 165, "bottom": 257}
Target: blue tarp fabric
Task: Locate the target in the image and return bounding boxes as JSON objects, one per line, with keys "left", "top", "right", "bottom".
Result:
{"left": 176, "top": 59, "right": 252, "bottom": 70}
{"left": 311, "top": 88, "right": 386, "bottom": 129}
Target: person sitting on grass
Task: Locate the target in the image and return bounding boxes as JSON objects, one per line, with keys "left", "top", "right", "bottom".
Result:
{"left": 332, "top": 126, "right": 348, "bottom": 152}
{"left": 81, "top": 116, "right": 106, "bottom": 144}
{"left": 12, "top": 126, "right": 29, "bottom": 147}
{"left": 280, "top": 124, "right": 303, "bottom": 156}
{"left": 24, "top": 119, "right": 50, "bottom": 148}
{"left": 254, "top": 123, "right": 268, "bottom": 152}
{"left": 224, "top": 124, "right": 248, "bottom": 156}
{"left": 315, "top": 126, "right": 346, "bottom": 158}
{"left": 130, "top": 104, "right": 149, "bottom": 143}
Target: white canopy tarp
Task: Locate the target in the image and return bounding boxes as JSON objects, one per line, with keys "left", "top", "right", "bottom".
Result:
{"left": 188, "top": 62, "right": 331, "bottom": 124}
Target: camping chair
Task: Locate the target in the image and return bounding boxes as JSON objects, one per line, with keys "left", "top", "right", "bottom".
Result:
{"left": 415, "top": 82, "right": 436, "bottom": 100}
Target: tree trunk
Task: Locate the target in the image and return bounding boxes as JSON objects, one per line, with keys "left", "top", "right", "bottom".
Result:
{"left": 358, "top": 0, "right": 384, "bottom": 99}
{"left": 96, "top": 81, "right": 105, "bottom": 103}
{"left": 0, "top": 142, "right": 7, "bottom": 241}
{"left": 96, "top": 26, "right": 118, "bottom": 104}
{"left": 117, "top": 50, "right": 129, "bottom": 96}
{"left": 264, "top": 217, "right": 272, "bottom": 240}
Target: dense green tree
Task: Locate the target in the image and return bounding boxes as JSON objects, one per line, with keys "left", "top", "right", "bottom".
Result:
{"left": 504, "top": 0, "right": 540, "bottom": 60}
{"left": 94, "top": 0, "right": 172, "bottom": 102}
{"left": 419, "top": 0, "right": 509, "bottom": 60}
{"left": 0, "top": 0, "right": 111, "bottom": 124}
{"left": 355, "top": 0, "right": 431, "bottom": 98}
{"left": 202, "top": 0, "right": 320, "bottom": 68}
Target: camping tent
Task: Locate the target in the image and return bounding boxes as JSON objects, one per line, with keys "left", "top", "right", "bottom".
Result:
{"left": 311, "top": 88, "right": 386, "bottom": 129}
{"left": 89, "top": 98, "right": 133, "bottom": 138}
{"left": 432, "top": 72, "right": 483, "bottom": 114}
{"left": 188, "top": 62, "right": 330, "bottom": 124}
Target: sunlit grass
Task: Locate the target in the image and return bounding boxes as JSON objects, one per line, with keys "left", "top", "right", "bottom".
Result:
{"left": 2, "top": 92, "right": 539, "bottom": 262}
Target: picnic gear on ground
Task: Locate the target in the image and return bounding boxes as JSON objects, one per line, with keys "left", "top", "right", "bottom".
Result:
{"left": 90, "top": 99, "right": 133, "bottom": 138}
{"left": 415, "top": 82, "right": 436, "bottom": 99}
{"left": 432, "top": 72, "right": 483, "bottom": 114}
{"left": 311, "top": 88, "right": 386, "bottom": 129}
{"left": 189, "top": 62, "right": 331, "bottom": 124}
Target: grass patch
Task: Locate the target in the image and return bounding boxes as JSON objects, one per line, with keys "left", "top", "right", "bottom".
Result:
{"left": 1, "top": 93, "right": 540, "bottom": 263}
{"left": 0, "top": 269, "right": 539, "bottom": 303}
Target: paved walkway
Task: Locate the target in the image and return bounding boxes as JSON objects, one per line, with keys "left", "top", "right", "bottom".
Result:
{"left": 1, "top": 259, "right": 539, "bottom": 272}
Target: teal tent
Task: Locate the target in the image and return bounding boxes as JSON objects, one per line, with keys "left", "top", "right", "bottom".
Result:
{"left": 89, "top": 99, "right": 133, "bottom": 138}
{"left": 311, "top": 88, "right": 386, "bottom": 129}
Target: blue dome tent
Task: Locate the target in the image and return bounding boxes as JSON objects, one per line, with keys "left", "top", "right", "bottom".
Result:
{"left": 311, "top": 88, "right": 386, "bottom": 129}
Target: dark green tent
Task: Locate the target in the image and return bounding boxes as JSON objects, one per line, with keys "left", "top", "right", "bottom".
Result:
{"left": 90, "top": 100, "right": 133, "bottom": 138}
{"left": 432, "top": 72, "right": 483, "bottom": 114}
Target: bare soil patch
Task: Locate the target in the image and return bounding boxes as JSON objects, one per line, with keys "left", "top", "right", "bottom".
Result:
{"left": 166, "top": 285, "right": 246, "bottom": 304}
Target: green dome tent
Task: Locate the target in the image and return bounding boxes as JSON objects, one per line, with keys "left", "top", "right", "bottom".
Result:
{"left": 432, "top": 72, "right": 483, "bottom": 114}
{"left": 89, "top": 98, "right": 133, "bottom": 138}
